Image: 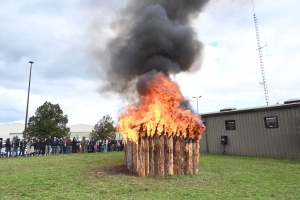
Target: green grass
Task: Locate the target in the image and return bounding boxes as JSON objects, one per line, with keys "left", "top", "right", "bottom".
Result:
{"left": 0, "top": 153, "right": 299, "bottom": 199}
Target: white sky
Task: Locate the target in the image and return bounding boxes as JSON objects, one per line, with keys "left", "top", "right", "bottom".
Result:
{"left": 0, "top": 0, "right": 299, "bottom": 126}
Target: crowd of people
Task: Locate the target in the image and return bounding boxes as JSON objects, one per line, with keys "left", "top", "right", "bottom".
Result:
{"left": 0, "top": 136, "right": 124, "bottom": 158}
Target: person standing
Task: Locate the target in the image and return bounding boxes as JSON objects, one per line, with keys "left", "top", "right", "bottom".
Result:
{"left": 81, "top": 137, "right": 86, "bottom": 153}
{"left": 94, "top": 139, "right": 98, "bottom": 153}
{"left": 45, "top": 136, "right": 52, "bottom": 155}
{"left": 76, "top": 138, "right": 81, "bottom": 153}
{"left": 66, "top": 137, "right": 72, "bottom": 153}
{"left": 19, "top": 138, "right": 26, "bottom": 156}
{"left": 0, "top": 138, "right": 2, "bottom": 157}
{"left": 5, "top": 138, "right": 11, "bottom": 158}
{"left": 120, "top": 140, "right": 124, "bottom": 151}
{"left": 88, "top": 139, "right": 93, "bottom": 153}
{"left": 39, "top": 138, "right": 46, "bottom": 156}
{"left": 107, "top": 138, "right": 111, "bottom": 152}
{"left": 26, "top": 138, "right": 35, "bottom": 156}
{"left": 11, "top": 136, "right": 15, "bottom": 157}
{"left": 52, "top": 137, "right": 58, "bottom": 155}
{"left": 14, "top": 136, "right": 20, "bottom": 157}
{"left": 111, "top": 138, "right": 116, "bottom": 152}
{"left": 116, "top": 140, "right": 121, "bottom": 152}
{"left": 34, "top": 138, "right": 40, "bottom": 156}
{"left": 60, "top": 137, "right": 66, "bottom": 154}
{"left": 72, "top": 137, "right": 77, "bottom": 153}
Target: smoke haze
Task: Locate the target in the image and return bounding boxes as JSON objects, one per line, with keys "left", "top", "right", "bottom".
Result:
{"left": 97, "top": 0, "right": 209, "bottom": 97}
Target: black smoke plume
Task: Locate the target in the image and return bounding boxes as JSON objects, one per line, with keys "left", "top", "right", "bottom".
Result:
{"left": 100, "top": 0, "right": 209, "bottom": 105}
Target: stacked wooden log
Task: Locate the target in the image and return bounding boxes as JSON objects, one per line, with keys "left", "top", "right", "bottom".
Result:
{"left": 124, "top": 125, "right": 201, "bottom": 177}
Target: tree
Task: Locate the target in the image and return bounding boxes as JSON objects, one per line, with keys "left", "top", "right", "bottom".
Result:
{"left": 26, "top": 101, "right": 70, "bottom": 138}
{"left": 90, "top": 115, "right": 116, "bottom": 140}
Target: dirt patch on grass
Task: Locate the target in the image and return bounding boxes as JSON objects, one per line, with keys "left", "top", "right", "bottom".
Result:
{"left": 90, "top": 164, "right": 136, "bottom": 177}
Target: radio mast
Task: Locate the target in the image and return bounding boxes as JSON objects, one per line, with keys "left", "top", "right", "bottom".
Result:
{"left": 252, "top": 0, "right": 269, "bottom": 105}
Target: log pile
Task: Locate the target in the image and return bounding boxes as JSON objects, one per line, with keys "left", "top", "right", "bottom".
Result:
{"left": 124, "top": 126, "right": 201, "bottom": 177}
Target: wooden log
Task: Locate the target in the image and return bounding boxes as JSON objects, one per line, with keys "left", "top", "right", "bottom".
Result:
{"left": 192, "top": 140, "right": 197, "bottom": 174}
{"left": 124, "top": 138, "right": 127, "bottom": 165}
{"left": 164, "top": 135, "right": 168, "bottom": 175}
{"left": 132, "top": 140, "right": 138, "bottom": 175}
{"left": 149, "top": 137, "right": 154, "bottom": 176}
{"left": 126, "top": 138, "right": 132, "bottom": 170}
{"left": 154, "top": 133, "right": 159, "bottom": 176}
{"left": 188, "top": 139, "right": 193, "bottom": 174}
{"left": 138, "top": 126, "right": 147, "bottom": 177}
{"left": 139, "top": 136, "right": 145, "bottom": 177}
{"left": 184, "top": 138, "right": 189, "bottom": 174}
{"left": 179, "top": 136, "right": 185, "bottom": 175}
{"left": 137, "top": 137, "right": 141, "bottom": 176}
{"left": 168, "top": 136, "right": 174, "bottom": 175}
{"left": 145, "top": 136, "right": 149, "bottom": 176}
{"left": 173, "top": 137, "right": 180, "bottom": 175}
{"left": 196, "top": 139, "right": 200, "bottom": 174}
{"left": 158, "top": 135, "right": 164, "bottom": 176}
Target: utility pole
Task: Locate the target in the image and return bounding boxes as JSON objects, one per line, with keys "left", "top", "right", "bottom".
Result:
{"left": 24, "top": 61, "right": 34, "bottom": 138}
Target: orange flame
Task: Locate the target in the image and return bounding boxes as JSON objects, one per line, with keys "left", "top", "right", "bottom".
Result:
{"left": 117, "top": 72, "right": 205, "bottom": 143}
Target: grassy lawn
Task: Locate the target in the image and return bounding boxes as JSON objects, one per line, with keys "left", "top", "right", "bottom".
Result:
{"left": 0, "top": 152, "right": 299, "bottom": 199}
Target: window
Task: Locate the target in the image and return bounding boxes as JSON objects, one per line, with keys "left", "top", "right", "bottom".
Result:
{"left": 264, "top": 116, "right": 279, "bottom": 128}
{"left": 225, "top": 120, "right": 236, "bottom": 130}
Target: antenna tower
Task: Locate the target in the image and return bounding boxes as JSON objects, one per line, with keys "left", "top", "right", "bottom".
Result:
{"left": 252, "top": 1, "right": 269, "bottom": 105}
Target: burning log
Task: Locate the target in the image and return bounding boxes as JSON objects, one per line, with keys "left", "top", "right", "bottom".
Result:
{"left": 117, "top": 72, "right": 205, "bottom": 176}
{"left": 124, "top": 125, "right": 202, "bottom": 177}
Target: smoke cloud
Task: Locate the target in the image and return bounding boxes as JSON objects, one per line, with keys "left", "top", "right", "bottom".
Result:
{"left": 98, "top": 0, "right": 209, "bottom": 100}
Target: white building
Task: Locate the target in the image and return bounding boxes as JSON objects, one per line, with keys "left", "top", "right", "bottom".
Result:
{"left": 0, "top": 123, "right": 24, "bottom": 140}
{"left": 0, "top": 123, "right": 122, "bottom": 140}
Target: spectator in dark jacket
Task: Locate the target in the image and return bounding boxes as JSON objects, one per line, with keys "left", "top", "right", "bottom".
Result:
{"left": 5, "top": 138, "right": 11, "bottom": 158}
{"left": 60, "top": 137, "right": 66, "bottom": 154}
{"left": 39, "top": 138, "right": 46, "bottom": 156}
{"left": 52, "top": 137, "right": 58, "bottom": 155}
{"left": 0, "top": 138, "right": 2, "bottom": 157}
{"left": 34, "top": 138, "right": 40, "bottom": 156}
{"left": 45, "top": 136, "right": 52, "bottom": 155}
{"left": 14, "top": 136, "right": 20, "bottom": 157}
{"left": 110, "top": 138, "right": 116, "bottom": 152}
{"left": 72, "top": 137, "right": 77, "bottom": 153}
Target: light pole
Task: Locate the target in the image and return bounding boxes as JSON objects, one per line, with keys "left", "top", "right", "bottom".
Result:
{"left": 24, "top": 61, "right": 34, "bottom": 138}
{"left": 192, "top": 96, "right": 202, "bottom": 114}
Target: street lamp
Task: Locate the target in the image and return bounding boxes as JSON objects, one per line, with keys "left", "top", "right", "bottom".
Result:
{"left": 192, "top": 96, "right": 202, "bottom": 114}
{"left": 24, "top": 61, "right": 34, "bottom": 138}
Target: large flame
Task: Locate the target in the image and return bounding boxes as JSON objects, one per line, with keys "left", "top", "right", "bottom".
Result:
{"left": 117, "top": 72, "right": 205, "bottom": 143}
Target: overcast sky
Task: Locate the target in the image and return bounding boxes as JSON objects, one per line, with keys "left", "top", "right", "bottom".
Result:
{"left": 1, "top": 0, "right": 299, "bottom": 126}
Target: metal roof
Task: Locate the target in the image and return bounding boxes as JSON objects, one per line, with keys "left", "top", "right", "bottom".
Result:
{"left": 200, "top": 102, "right": 300, "bottom": 117}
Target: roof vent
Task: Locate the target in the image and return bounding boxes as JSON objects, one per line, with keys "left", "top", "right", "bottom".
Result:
{"left": 284, "top": 98, "right": 300, "bottom": 104}
{"left": 220, "top": 107, "right": 236, "bottom": 112}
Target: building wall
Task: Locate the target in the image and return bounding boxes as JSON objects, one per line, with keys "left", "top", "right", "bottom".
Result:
{"left": 69, "top": 124, "right": 93, "bottom": 139}
{"left": 0, "top": 123, "right": 122, "bottom": 140}
{"left": 200, "top": 105, "right": 300, "bottom": 159}
{"left": 0, "top": 123, "right": 25, "bottom": 140}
